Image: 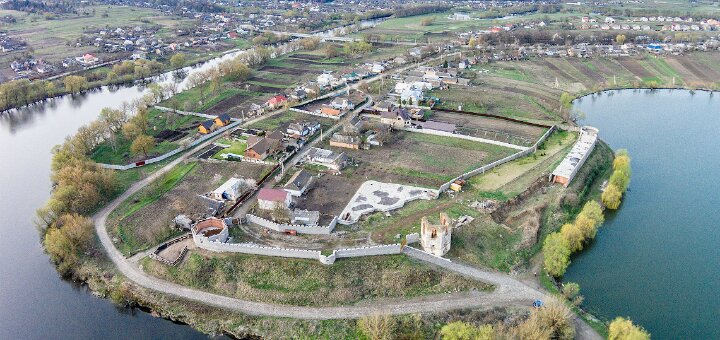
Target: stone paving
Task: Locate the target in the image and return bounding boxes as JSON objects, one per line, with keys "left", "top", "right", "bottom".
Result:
{"left": 338, "top": 180, "right": 439, "bottom": 224}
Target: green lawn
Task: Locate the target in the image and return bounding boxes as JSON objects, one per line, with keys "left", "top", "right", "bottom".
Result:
{"left": 212, "top": 138, "right": 248, "bottom": 159}
{"left": 90, "top": 134, "right": 177, "bottom": 165}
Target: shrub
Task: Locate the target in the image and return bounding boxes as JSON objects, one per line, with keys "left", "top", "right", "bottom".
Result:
{"left": 358, "top": 314, "right": 395, "bottom": 340}
{"left": 609, "top": 317, "right": 650, "bottom": 340}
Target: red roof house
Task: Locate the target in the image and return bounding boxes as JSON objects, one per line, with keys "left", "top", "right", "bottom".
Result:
{"left": 266, "top": 95, "right": 288, "bottom": 108}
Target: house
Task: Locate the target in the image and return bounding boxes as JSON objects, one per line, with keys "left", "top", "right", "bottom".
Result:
{"left": 320, "top": 106, "right": 341, "bottom": 116}
{"left": 265, "top": 130, "right": 284, "bottom": 152}
{"left": 245, "top": 138, "right": 270, "bottom": 160}
{"left": 198, "top": 120, "right": 215, "bottom": 134}
{"left": 76, "top": 53, "right": 99, "bottom": 66}
{"left": 373, "top": 101, "right": 394, "bottom": 112}
{"left": 305, "top": 147, "right": 348, "bottom": 171}
{"left": 380, "top": 108, "right": 411, "bottom": 128}
{"left": 331, "top": 97, "right": 354, "bottom": 111}
{"left": 330, "top": 133, "right": 361, "bottom": 149}
{"left": 287, "top": 123, "right": 309, "bottom": 138}
{"left": 400, "top": 87, "right": 423, "bottom": 106}
{"left": 283, "top": 170, "right": 314, "bottom": 197}
{"left": 257, "top": 188, "right": 292, "bottom": 210}
{"left": 214, "top": 113, "right": 231, "bottom": 127}
{"left": 266, "top": 95, "right": 287, "bottom": 109}
{"left": 210, "top": 177, "right": 248, "bottom": 201}
{"left": 317, "top": 73, "right": 336, "bottom": 87}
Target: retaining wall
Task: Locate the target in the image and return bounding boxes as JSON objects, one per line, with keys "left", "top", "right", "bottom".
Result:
{"left": 246, "top": 214, "right": 336, "bottom": 235}
{"left": 194, "top": 235, "right": 404, "bottom": 264}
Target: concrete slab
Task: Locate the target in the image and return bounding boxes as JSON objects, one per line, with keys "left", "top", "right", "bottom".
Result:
{"left": 338, "top": 180, "right": 439, "bottom": 224}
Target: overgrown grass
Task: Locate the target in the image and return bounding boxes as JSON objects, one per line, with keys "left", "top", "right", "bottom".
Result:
{"left": 142, "top": 252, "right": 492, "bottom": 306}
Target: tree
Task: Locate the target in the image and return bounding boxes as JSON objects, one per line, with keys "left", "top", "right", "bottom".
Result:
{"left": 131, "top": 135, "right": 155, "bottom": 158}
{"left": 44, "top": 213, "right": 93, "bottom": 274}
{"left": 64, "top": 75, "right": 88, "bottom": 94}
{"left": 561, "top": 223, "right": 585, "bottom": 252}
{"left": 468, "top": 36, "right": 478, "bottom": 49}
{"left": 609, "top": 317, "right": 650, "bottom": 340}
{"left": 559, "top": 92, "right": 574, "bottom": 121}
{"left": 170, "top": 53, "right": 187, "bottom": 69}
{"left": 610, "top": 171, "right": 630, "bottom": 193}
{"left": 575, "top": 213, "right": 598, "bottom": 240}
{"left": 602, "top": 184, "right": 623, "bottom": 210}
{"left": 323, "top": 44, "right": 340, "bottom": 58}
{"left": 543, "top": 232, "right": 571, "bottom": 277}
{"left": 440, "top": 321, "right": 494, "bottom": 340}
{"left": 358, "top": 314, "right": 395, "bottom": 340}
{"left": 580, "top": 200, "right": 605, "bottom": 226}
{"left": 561, "top": 282, "right": 580, "bottom": 300}
{"left": 420, "top": 17, "right": 435, "bottom": 26}
{"left": 616, "top": 34, "right": 627, "bottom": 45}
{"left": 533, "top": 298, "right": 576, "bottom": 340}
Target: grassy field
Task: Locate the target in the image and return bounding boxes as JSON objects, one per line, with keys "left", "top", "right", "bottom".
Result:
{"left": 142, "top": 251, "right": 492, "bottom": 307}
{"left": 0, "top": 6, "right": 188, "bottom": 63}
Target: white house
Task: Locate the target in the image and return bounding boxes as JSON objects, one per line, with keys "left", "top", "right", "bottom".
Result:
{"left": 257, "top": 188, "right": 291, "bottom": 210}
{"left": 317, "top": 73, "right": 336, "bottom": 87}
{"left": 210, "top": 177, "right": 249, "bottom": 201}
{"left": 400, "top": 87, "right": 423, "bottom": 106}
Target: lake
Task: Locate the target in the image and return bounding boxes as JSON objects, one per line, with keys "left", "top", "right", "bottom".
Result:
{"left": 565, "top": 89, "right": 720, "bottom": 339}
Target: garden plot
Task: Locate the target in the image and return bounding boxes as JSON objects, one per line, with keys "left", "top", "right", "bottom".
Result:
{"left": 248, "top": 110, "right": 335, "bottom": 132}
{"left": 431, "top": 110, "right": 548, "bottom": 146}
{"left": 338, "top": 181, "right": 438, "bottom": 224}
{"left": 110, "top": 161, "right": 274, "bottom": 255}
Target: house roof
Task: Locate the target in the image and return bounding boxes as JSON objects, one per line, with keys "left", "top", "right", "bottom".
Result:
{"left": 321, "top": 106, "right": 341, "bottom": 115}
{"left": 382, "top": 108, "right": 411, "bottom": 121}
{"left": 216, "top": 113, "right": 231, "bottom": 122}
{"left": 200, "top": 120, "right": 214, "bottom": 129}
{"left": 258, "top": 188, "right": 288, "bottom": 202}
{"left": 266, "top": 129, "right": 284, "bottom": 141}
{"left": 284, "top": 170, "right": 313, "bottom": 191}
{"left": 248, "top": 138, "right": 270, "bottom": 155}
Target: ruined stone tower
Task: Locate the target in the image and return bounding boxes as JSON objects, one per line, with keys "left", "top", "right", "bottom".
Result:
{"left": 420, "top": 213, "right": 452, "bottom": 256}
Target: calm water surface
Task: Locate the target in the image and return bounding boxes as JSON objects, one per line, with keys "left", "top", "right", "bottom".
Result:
{"left": 0, "top": 51, "right": 249, "bottom": 338}
{"left": 565, "top": 89, "right": 720, "bottom": 339}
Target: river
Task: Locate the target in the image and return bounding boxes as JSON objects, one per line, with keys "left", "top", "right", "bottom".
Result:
{"left": 0, "top": 51, "right": 246, "bottom": 338}
{"left": 565, "top": 89, "right": 720, "bottom": 339}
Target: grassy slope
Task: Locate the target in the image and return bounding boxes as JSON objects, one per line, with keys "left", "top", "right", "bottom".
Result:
{"left": 142, "top": 251, "right": 492, "bottom": 307}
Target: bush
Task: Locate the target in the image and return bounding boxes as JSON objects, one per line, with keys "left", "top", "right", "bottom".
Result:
{"left": 609, "top": 317, "right": 650, "bottom": 340}
{"left": 358, "top": 314, "right": 395, "bottom": 340}
{"left": 440, "top": 321, "right": 494, "bottom": 340}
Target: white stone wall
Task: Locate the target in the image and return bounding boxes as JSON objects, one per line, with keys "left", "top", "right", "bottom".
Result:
{"left": 246, "top": 214, "right": 336, "bottom": 235}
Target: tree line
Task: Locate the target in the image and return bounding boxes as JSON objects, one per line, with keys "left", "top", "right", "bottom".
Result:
{"left": 602, "top": 150, "right": 632, "bottom": 210}
{"left": 0, "top": 58, "right": 165, "bottom": 112}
